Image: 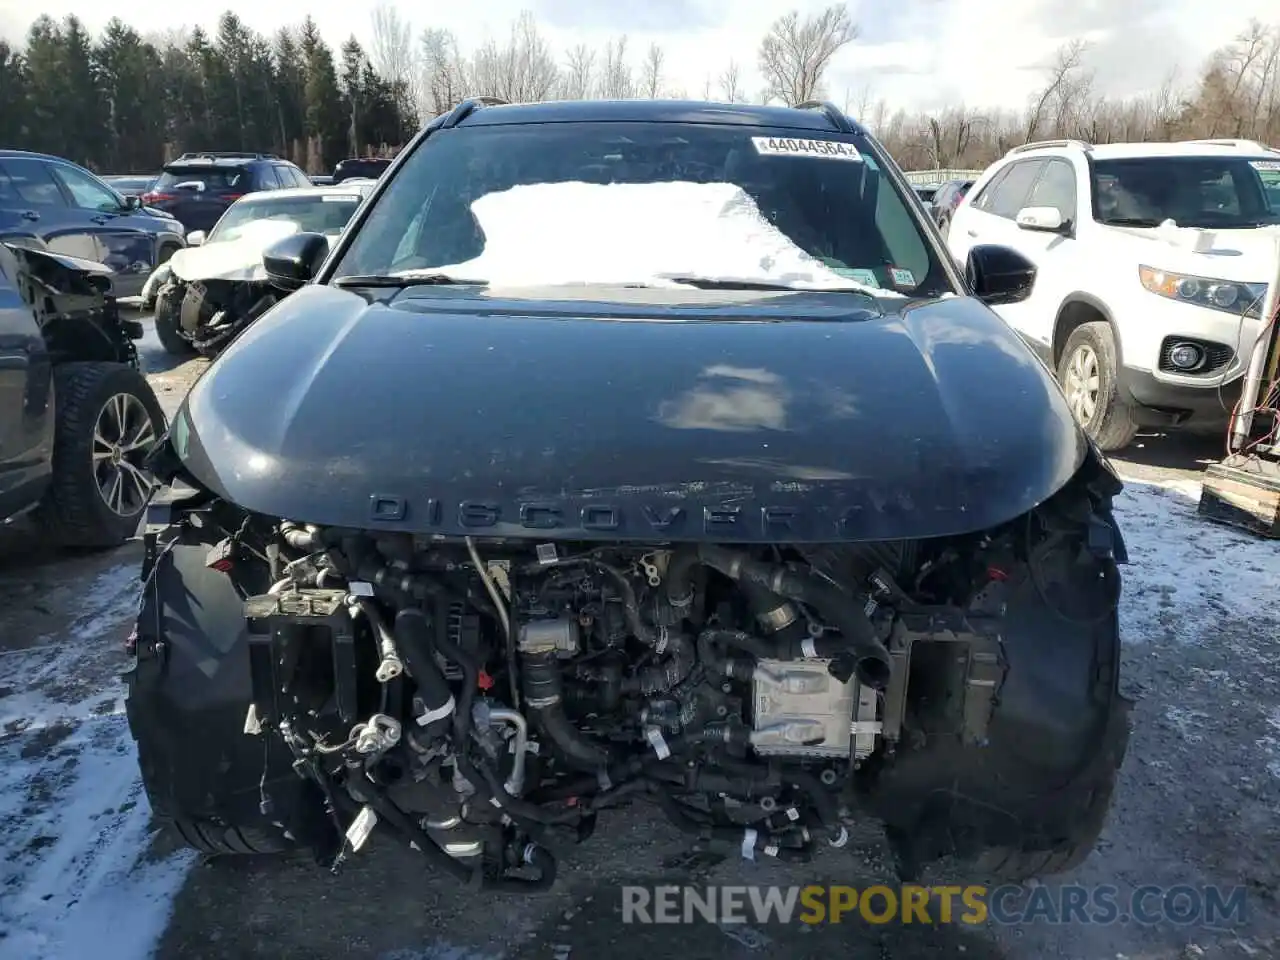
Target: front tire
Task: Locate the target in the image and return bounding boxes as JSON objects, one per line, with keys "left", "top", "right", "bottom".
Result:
{"left": 154, "top": 284, "right": 195, "bottom": 357}
{"left": 34, "top": 362, "right": 166, "bottom": 548}
{"left": 1058, "top": 322, "right": 1138, "bottom": 452}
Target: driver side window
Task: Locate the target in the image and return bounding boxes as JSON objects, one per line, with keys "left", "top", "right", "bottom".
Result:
{"left": 51, "top": 164, "right": 122, "bottom": 213}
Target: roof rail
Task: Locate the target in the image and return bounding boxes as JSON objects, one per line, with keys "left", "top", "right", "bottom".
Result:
{"left": 174, "top": 151, "right": 278, "bottom": 161}
{"left": 440, "top": 96, "right": 510, "bottom": 130}
{"left": 1007, "top": 139, "right": 1093, "bottom": 156}
{"left": 1184, "top": 138, "right": 1276, "bottom": 152}
{"left": 795, "top": 100, "right": 861, "bottom": 135}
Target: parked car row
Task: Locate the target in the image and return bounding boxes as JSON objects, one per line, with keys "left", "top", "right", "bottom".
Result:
{"left": 945, "top": 137, "right": 1279, "bottom": 451}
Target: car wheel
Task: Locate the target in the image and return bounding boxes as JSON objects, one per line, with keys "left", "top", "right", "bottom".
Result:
{"left": 35, "top": 362, "right": 167, "bottom": 548}
{"left": 154, "top": 284, "right": 195, "bottom": 356}
{"left": 1057, "top": 322, "right": 1138, "bottom": 452}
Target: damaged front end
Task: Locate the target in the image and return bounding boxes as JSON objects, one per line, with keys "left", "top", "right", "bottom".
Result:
{"left": 0, "top": 242, "right": 143, "bottom": 365}
{"left": 128, "top": 429, "right": 1130, "bottom": 888}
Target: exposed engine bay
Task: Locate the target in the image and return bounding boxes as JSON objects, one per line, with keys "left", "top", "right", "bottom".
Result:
{"left": 156, "top": 274, "right": 280, "bottom": 357}
{"left": 132, "top": 471, "right": 1125, "bottom": 891}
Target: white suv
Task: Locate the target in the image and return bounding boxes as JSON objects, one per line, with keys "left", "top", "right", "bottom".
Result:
{"left": 948, "top": 138, "right": 1279, "bottom": 451}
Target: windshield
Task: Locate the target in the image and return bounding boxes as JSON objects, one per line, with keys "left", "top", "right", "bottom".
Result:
{"left": 208, "top": 194, "right": 363, "bottom": 243}
{"left": 1091, "top": 156, "right": 1280, "bottom": 228}
{"left": 332, "top": 122, "right": 948, "bottom": 296}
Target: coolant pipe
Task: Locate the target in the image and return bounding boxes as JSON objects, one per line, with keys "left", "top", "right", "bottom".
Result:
{"left": 696, "top": 545, "right": 892, "bottom": 690}
{"left": 394, "top": 609, "right": 455, "bottom": 742}
{"left": 485, "top": 706, "right": 530, "bottom": 796}
{"left": 280, "top": 521, "right": 322, "bottom": 552}
{"left": 521, "top": 649, "right": 615, "bottom": 771}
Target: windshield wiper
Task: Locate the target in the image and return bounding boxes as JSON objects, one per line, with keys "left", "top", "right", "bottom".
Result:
{"left": 333, "top": 273, "right": 487, "bottom": 288}
{"left": 1100, "top": 217, "right": 1162, "bottom": 227}
{"left": 665, "top": 276, "right": 877, "bottom": 297}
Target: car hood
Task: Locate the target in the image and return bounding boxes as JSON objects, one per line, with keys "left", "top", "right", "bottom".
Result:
{"left": 171, "top": 283, "right": 1088, "bottom": 542}
{"left": 1101, "top": 222, "right": 1280, "bottom": 281}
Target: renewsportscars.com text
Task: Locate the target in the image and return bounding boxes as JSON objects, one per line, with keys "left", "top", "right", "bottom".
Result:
{"left": 620, "top": 884, "right": 1248, "bottom": 927}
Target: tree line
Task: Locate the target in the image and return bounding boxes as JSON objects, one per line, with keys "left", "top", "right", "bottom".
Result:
{"left": 0, "top": 4, "right": 1278, "bottom": 176}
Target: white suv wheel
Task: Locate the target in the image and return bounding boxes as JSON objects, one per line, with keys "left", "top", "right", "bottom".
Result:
{"left": 1063, "top": 343, "right": 1100, "bottom": 423}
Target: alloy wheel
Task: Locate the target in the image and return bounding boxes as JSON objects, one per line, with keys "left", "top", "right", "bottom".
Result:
{"left": 1063, "top": 343, "right": 1101, "bottom": 425}
{"left": 92, "top": 393, "right": 158, "bottom": 517}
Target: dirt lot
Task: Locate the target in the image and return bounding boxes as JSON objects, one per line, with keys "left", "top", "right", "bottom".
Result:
{"left": 1, "top": 314, "right": 1278, "bottom": 960}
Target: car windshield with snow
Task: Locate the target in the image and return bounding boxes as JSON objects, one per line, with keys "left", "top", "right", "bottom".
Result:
{"left": 127, "top": 99, "right": 1132, "bottom": 898}
{"left": 332, "top": 115, "right": 947, "bottom": 297}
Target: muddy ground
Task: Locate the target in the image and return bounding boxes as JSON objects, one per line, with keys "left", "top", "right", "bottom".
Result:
{"left": 1, "top": 313, "right": 1278, "bottom": 960}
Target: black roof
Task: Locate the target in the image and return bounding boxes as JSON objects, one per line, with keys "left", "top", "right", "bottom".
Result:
{"left": 453, "top": 99, "right": 866, "bottom": 134}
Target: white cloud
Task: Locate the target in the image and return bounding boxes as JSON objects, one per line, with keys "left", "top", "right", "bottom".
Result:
{"left": 0, "top": 0, "right": 1274, "bottom": 113}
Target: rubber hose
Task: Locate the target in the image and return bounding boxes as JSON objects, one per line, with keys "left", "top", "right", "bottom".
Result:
{"left": 697, "top": 544, "right": 892, "bottom": 690}
{"left": 522, "top": 650, "right": 614, "bottom": 770}
{"left": 488, "top": 844, "right": 558, "bottom": 893}
{"left": 393, "top": 609, "right": 454, "bottom": 742}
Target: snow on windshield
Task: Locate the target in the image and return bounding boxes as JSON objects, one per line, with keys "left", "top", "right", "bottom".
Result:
{"left": 404, "top": 181, "right": 899, "bottom": 295}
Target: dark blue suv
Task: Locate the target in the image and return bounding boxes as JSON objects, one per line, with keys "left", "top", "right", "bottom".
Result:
{"left": 0, "top": 150, "right": 187, "bottom": 299}
{"left": 142, "top": 152, "right": 312, "bottom": 234}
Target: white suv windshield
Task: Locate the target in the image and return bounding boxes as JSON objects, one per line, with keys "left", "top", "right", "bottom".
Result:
{"left": 332, "top": 122, "right": 950, "bottom": 297}
{"left": 1091, "top": 155, "right": 1280, "bottom": 229}
{"left": 209, "top": 195, "right": 362, "bottom": 242}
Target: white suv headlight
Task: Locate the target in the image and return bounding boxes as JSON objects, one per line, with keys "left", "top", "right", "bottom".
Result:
{"left": 1138, "top": 265, "right": 1266, "bottom": 318}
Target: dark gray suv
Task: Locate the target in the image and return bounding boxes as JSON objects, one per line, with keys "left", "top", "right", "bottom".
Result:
{"left": 142, "top": 152, "right": 312, "bottom": 233}
{"left": 0, "top": 150, "right": 187, "bottom": 299}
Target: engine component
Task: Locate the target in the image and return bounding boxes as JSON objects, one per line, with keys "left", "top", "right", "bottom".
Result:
{"left": 750, "top": 659, "right": 863, "bottom": 760}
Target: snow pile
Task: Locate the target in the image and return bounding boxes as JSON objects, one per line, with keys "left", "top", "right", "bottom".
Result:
{"left": 168, "top": 218, "right": 300, "bottom": 284}
{"left": 0, "top": 563, "right": 193, "bottom": 960}
{"left": 413, "top": 180, "right": 892, "bottom": 294}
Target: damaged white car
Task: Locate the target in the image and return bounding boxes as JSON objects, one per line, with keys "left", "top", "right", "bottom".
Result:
{"left": 145, "top": 183, "right": 372, "bottom": 357}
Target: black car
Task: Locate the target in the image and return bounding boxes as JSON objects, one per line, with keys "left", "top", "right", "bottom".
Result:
{"left": 141, "top": 152, "right": 312, "bottom": 233}
{"left": 127, "top": 99, "right": 1130, "bottom": 892}
{"left": 932, "top": 178, "right": 976, "bottom": 233}
{"left": 0, "top": 151, "right": 187, "bottom": 299}
{"left": 102, "top": 174, "right": 158, "bottom": 197}
{"left": 0, "top": 243, "right": 165, "bottom": 546}
{"left": 332, "top": 157, "right": 393, "bottom": 183}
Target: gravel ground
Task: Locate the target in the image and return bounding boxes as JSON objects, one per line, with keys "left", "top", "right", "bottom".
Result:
{"left": 1, "top": 312, "right": 1277, "bottom": 960}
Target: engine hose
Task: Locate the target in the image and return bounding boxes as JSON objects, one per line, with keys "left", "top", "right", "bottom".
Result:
{"left": 696, "top": 630, "right": 757, "bottom": 682}
{"left": 393, "top": 609, "right": 455, "bottom": 742}
{"left": 656, "top": 792, "right": 815, "bottom": 863}
{"left": 623, "top": 631, "right": 696, "bottom": 695}
{"left": 349, "top": 598, "right": 404, "bottom": 683}
{"left": 696, "top": 544, "right": 892, "bottom": 690}
{"left": 357, "top": 783, "right": 482, "bottom": 887}
{"left": 521, "top": 649, "right": 615, "bottom": 771}
{"left": 664, "top": 546, "right": 702, "bottom": 609}
{"left": 487, "top": 843, "right": 558, "bottom": 893}
{"left": 786, "top": 770, "right": 848, "bottom": 848}
{"left": 469, "top": 753, "right": 582, "bottom": 826}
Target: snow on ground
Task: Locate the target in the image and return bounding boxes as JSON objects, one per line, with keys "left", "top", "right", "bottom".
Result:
{"left": 0, "top": 473, "right": 1276, "bottom": 960}
{"left": 0, "top": 563, "right": 194, "bottom": 960}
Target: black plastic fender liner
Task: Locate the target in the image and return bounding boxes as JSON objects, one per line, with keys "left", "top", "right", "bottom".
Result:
{"left": 124, "top": 515, "right": 338, "bottom": 856}
{"left": 862, "top": 536, "right": 1130, "bottom": 873}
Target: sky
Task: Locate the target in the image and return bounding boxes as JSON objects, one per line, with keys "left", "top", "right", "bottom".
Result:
{"left": 0, "top": 0, "right": 1274, "bottom": 114}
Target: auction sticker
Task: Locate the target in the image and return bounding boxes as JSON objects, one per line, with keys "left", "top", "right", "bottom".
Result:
{"left": 752, "top": 137, "right": 863, "bottom": 161}
{"left": 889, "top": 266, "right": 916, "bottom": 286}
{"left": 1249, "top": 160, "right": 1280, "bottom": 171}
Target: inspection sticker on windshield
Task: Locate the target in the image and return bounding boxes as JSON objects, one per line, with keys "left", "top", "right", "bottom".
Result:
{"left": 1249, "top": 160, "right": 1280, "bottom": 171}
{"left": 889, "top": 267, "right": 915, "bottom": 286}
{"left": 751, "top": 137, "right": 863, "bottom": 161}
{"left": 836, "top": 267, "right": 880, "bottom": 287}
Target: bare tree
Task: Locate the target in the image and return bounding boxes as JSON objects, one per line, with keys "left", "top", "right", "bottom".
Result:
{"left": 718, "top": 60, "right": 744, "bottom": 102}
{"left": 419, "top": 27, "right": 467, "bottom": 116}
{"left": 370, "top": 2, "right": 415, "bottom": 91}
{"left": 640, "top": 43, "right": 665, "bottom": 97}
{"left": 469, "top": 12, "right": 560, "bottom": 103}
{"left": 598, "top": 35, "right": 635, "bottom": 99}
{"left": 1023, "top": 40, "right": 1089, "bottom": 142}
{"left": 561, "top": 43, "right": 595, "bottom": 100}
{"left": 702, "top": 74, "right": 713, "bottom": 100}
{"left": 758, "top": 6, "right": 858, "bottom": 106}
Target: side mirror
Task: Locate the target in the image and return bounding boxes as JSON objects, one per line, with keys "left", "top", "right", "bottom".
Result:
{"left": 263, "top": 232, "right": 330, "bottom": 291}
{"left": 1015, "top": 205, "right": 1067, "bottom": 233}
{"left": 966, "top": 244, "right": 1037, "bottom": 306}
{"left": 185, "top": 230, "right": 205, "bottom": 247}
{"left": 124, "top": 195, "right": 143, "bottom": 211}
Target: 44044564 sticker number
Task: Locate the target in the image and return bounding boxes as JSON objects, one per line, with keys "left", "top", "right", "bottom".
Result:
{"left": 751, "top": 137, "right": 864, "bottom": 162}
